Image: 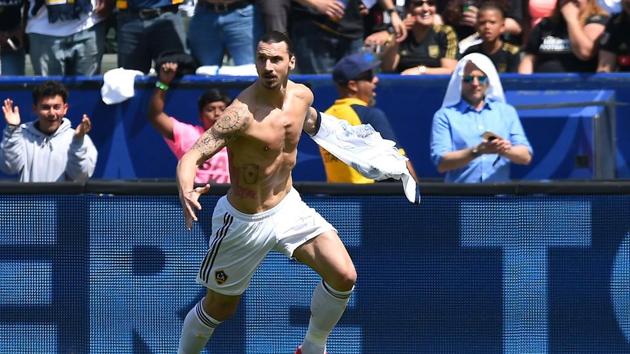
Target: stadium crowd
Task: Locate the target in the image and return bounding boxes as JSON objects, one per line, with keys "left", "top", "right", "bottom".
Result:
{"left": 0, "top": 0, "right": 628, "bottom": 76}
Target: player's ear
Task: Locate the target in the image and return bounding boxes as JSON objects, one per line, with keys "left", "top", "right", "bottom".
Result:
{"left": 289, "top": 54, "right": 296, "bottom": 71}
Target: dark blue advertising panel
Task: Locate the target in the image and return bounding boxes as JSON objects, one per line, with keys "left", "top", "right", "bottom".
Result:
{"left": 1, "top": 188, "right": 630, "bottom": 353}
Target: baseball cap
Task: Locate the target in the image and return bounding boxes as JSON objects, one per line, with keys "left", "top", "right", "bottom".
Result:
{"left": 332, "top": 52, "right": 381, "bottom": 84}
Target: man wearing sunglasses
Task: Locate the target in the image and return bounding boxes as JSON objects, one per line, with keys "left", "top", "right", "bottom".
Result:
{"left": 430, "top": 53, "right": 532, "bottom": 182}
{"left": 320, "top": 51, "right": 417, "bottom": 183}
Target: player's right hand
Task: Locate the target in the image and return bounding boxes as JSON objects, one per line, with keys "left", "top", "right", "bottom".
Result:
{"left": 2, "top": 99, "right": 20, "bottom": 126}
{"left": 179, "top": 184, "right": 210, "bottom": 230}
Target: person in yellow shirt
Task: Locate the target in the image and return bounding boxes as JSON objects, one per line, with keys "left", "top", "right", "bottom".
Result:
{"left": 321, "top": 52, "right": 417, "bottom": 183}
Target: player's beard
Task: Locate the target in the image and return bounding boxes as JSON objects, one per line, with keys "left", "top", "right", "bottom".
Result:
{"left": 261, "top": 78, "right": 278, "bottom": 89}
{"left": 261, "top": 74, "right": 284, "bottom": 90}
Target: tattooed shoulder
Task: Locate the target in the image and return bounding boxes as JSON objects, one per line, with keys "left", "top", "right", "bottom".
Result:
{"left": 214, "top": 102, "right": 251, "bottom": 135}
{"left": 191, "top": 102, "right": 250, "bottom": 158}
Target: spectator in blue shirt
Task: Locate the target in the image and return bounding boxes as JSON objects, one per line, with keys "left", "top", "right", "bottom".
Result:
{"left": 430, "top": 53, "right": 532, "bottom": 183}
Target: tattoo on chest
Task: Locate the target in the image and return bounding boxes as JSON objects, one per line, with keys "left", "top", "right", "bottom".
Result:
{"left": 241, "top": 164, "right": 259, "bottom": 184}
{"left": 230, "top": 164, "right": 258, "bottom": 199}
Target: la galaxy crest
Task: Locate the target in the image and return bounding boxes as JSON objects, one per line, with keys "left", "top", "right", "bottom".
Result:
{"left": 215, "top": 270, "right": 228, "bottom": 284}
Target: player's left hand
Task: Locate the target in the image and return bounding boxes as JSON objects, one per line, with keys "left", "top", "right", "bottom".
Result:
{"left": 179, "top": 184, "right": 210, "bottom": 230}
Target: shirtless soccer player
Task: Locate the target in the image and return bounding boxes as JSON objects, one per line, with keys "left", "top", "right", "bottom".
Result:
{"left": 176, "top": 31, "right": 356, "bottom": 354}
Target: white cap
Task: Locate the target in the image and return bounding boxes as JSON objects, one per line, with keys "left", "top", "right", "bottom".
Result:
{"left": 101, "top": 68, "right": 144, "bottom": 105}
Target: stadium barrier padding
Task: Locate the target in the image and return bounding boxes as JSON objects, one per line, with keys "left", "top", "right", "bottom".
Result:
{"left": 1, "top": 181, "right": 630, "bottom": 353}
{"left": 0, "top": 73, "right": 629, "bottom": 181}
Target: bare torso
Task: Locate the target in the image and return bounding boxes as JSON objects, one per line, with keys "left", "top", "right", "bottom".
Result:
{"left": 225, "top": 80, "right": 312, "bottom": 213}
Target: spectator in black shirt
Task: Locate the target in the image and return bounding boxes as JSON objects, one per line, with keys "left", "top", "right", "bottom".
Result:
{"left": 257, "top": 0, "right": 290, "bottom": 33}
{"left": 597, "top": 0, "right": 630, "bottom": 72}
{"left": 381, "top": 0, "right": 458, "bottom": 75}
{"left": 462, "top": 2, "right": 520, "bottom": 72}
{"left": 519, "top": 0, "right": 608, "bottom": 73}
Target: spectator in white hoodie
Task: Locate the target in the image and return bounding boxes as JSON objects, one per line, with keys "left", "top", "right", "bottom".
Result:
{"left": 0, "top": 81, "right": 98, "bottom": 182}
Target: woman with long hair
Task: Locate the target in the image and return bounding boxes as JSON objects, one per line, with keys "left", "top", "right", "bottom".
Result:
{"left": 519, "top": 0, "right": 608, "bottom": 72}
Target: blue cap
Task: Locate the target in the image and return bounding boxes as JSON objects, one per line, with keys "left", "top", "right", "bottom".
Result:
{"left": 332, "top": 52, "right": 381, "bottom": 84}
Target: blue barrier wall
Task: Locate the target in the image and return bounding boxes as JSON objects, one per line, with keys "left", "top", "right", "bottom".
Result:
{"left": 0, "top": 74, "right": 628, "bottom": 181}
{"left": 1, "top": 187, "right": 630, "bottom": 353}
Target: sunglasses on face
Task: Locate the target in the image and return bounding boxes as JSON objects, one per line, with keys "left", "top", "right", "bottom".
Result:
{"left": 354, "top": 70, "right": 375, "bottom": 82}
{"left": 410, "top": 0, "right": 436, "bottom": 7}
{"left": 462, "top": 74, "right": 488, "bottom": 84}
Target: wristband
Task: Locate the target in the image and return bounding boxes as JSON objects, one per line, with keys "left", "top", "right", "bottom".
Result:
{"left": 314, "top": 110, "right": 322, "bottom": 134}
{"left": 155, "top": 81, "right": 169, "bottom": 91}
{"left": 307, "top": 110, "right": 322, "bottom": 137}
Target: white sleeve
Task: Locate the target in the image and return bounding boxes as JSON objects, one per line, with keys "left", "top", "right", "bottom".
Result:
{"left": 0, "top": 125, "right": 26, "bottom": 176}
{"left": 66, "top": 135, "right": 98, "bottom": 182}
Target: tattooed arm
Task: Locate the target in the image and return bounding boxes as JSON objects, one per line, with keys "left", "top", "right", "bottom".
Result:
{"left": 176, "top": 102, "right": 250, "bottom": 229}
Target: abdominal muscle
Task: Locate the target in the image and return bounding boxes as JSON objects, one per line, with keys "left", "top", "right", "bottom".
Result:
{"left": 226, "top": 149, "right": 297, "bottom": 214}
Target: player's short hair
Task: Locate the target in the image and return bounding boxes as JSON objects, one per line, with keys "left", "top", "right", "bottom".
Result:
{"left": 198, "top": 89, "right": 231, "bottom": 113}
{"left": 32, "top": 81, "right": 68, "bottom": 105}
{"left": 259, "top": 31, "right": 294, "bottom": 57}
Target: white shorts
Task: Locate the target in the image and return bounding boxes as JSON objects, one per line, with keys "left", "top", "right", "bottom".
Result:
{"left": 196, "top": 188, "right": 336, "bottom": 296}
